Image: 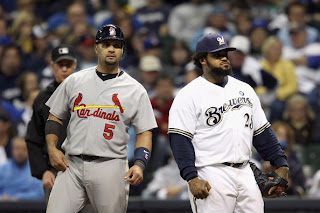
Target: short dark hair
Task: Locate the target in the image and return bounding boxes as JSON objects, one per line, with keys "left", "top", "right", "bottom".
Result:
{"left": 191, "top": 52, "right": 207, "bottom": 70}
{"left": 285, "top": 2, "right": 306, "bottom": 16}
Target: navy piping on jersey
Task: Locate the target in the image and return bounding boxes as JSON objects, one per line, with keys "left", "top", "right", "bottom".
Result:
{"left": 96, "top": 69, "right": 124, "bottom": 81}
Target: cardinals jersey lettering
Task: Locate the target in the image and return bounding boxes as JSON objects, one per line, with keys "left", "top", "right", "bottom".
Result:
{"left": 46, "top": 67, "right": 157, "bottom": 158}
{"left": 168, "top": 76, "right": 269, "bottom": 167}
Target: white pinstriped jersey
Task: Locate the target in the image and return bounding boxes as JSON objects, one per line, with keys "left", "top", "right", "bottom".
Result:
{"left": 168, "top": 76, "right": 269, "bottom": 167}
{"left": 46, "top": 67, "right": 157, "bottom": 158}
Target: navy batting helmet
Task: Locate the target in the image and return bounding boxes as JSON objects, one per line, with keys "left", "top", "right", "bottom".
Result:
{"left": 95, "top": 24, "right": 125, "bottom": 46}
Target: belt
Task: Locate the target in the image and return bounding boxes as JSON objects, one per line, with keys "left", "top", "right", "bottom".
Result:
{"left": 222, "top": 162, "right": 247, "bottom": 168}
{"left": 73, "top": 154, "right": 101, "bottom": 161}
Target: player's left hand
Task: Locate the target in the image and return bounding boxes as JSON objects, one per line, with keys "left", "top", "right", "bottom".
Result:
{"left": 124, "top": 165, "right": 143, "bottom": 186}
{"left": 267, "top": 166, "right": 289, "bottom": 198}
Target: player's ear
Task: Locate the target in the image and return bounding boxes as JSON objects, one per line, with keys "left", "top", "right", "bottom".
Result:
{"left": 200, "top": 58, "right": 206, "bottom": 65}
{"left": 94, "top": 44, "right": 99, "bottom": 54}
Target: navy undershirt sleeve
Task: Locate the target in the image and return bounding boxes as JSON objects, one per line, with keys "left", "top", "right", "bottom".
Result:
{"left": 253, "top": 127, "right": 289, "bottom": 168}
{"left": 169, "top": 133, "right": 198, "bottom": 181}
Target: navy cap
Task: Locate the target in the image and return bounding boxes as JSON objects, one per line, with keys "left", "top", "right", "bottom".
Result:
{"left": 196, "top": 34, "right": 236, "bottom": 53}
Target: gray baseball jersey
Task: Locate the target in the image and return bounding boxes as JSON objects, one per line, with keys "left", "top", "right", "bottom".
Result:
{"left": 46, "top": 67, "right": 157, "bottom": 158}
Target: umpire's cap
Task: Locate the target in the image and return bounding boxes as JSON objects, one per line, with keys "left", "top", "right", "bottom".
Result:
{"left": 51, "top": 45, "right": 76, "bottom": 63}
{"left": 196, "top": 34, "right": 236, "bottom": 53}
{"left": 96, "top": 24, "right": 125, "bottom": 45}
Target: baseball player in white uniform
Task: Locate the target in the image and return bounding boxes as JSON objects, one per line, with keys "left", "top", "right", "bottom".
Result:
{"left": 168, "top": 34, "right": 289, "bottom": 213}
{"left": 45, "top": 24, "right": 157, "bottom": 213}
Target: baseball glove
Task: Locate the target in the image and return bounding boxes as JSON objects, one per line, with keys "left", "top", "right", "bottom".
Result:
{"left": 249, "top": 161, "right": 288, "bottom": 198}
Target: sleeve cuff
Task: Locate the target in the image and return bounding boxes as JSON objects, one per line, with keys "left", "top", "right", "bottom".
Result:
{"left": 272, "top": 156, "right": 289, "bottom": 168}
{"left": 185, "top": 171, "right": 198, "bottom": 182}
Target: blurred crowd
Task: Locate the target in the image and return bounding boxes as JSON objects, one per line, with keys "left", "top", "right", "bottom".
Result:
{"left": 1, "top": 0, "right": 320, "bottom": 202}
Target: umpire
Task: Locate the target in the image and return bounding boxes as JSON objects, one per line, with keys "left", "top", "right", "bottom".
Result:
{"left": 26, "top": 44, "right": 77, "bottom": 201}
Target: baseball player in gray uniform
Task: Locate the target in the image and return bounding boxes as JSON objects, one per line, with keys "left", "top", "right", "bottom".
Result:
{"left": 45, "top": 24, "right": 157, "bottom": 213}
{"left": 168, "top": 34, "right": 289, "bottom": 213}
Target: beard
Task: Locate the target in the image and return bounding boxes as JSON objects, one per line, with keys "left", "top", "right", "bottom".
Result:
{"left": 207, "top": 62, "right": 233, "bottom": 77}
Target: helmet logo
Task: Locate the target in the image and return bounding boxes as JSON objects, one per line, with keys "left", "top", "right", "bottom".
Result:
{"left": 109, "top": 27, "right": 116, "bottom": 36}
{"left": 217, "top": 37, "right": 225, "bottom": 46}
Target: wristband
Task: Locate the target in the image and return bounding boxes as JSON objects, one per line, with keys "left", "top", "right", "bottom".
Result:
{"left": 133, "top": 147, "right": 151, "bottom": 169}
{"left": 45, "top": 119, "right": 62, "bottom": 137}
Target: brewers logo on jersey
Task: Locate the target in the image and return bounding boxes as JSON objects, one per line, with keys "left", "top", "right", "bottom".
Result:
{"left": 168, "top": 76, "right": 270, "bottom": 167}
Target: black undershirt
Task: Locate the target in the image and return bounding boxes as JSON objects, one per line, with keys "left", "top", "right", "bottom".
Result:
{"left": 96, "top": 69, "right": 124, "bottom": 81}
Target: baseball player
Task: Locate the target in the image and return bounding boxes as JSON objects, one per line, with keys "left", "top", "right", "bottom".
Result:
{"left": 45, "top": 24, "right": 157, "bottom": 213}
{"left": 168, "top": 34, "right": 289, "bottom": 213}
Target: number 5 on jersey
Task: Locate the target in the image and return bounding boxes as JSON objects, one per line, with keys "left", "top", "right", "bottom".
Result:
{"left": 104, "top": 123, "right": 115, "bottom": 140}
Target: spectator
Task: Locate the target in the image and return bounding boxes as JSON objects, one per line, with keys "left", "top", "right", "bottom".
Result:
{"left": 0, "top": 110, "right": 16, "bottom": 160}
{"left": 150, "top": 75, "right": 175, "bottom": 168}
{"left": 76, "top": 35, "right": 97, "bottom": 70}
{"left": 308, "top": 169, "right": 320, "bottom": 198}
{"left": 271, "top": 121, "right": 306, "bottom": 197}
{"left": 142, "top": 151, "right": 188, "bottom": 200}
{"left": 184, "top": 61, "right": 202, "bottom": 85}
{"left": 0, "top": 44, "right": 25, "bottom": 108}
{"left": 99, "top": 0, "right": 143, "bottom": 30}
{"left": 228, "top": 35, "right": 278, "bottom": 109}
{"left": 15, "top": 71, "right": 39, "bottom": 110}
{"left": 260, "top": 36, "right": 298, "bottom": 122}
{"left": 0, "top": 136, "right": 44, "bottom": 201}
{"left": 281, "top": 23, "right": 320, "bottom": 96}
{"left": 16, "top": 88, "right": 39, "bottom": 137}
{"left": 190, "top": 6, "right": 235, "bottom": 52}
{"left": 9, "top": 11, "right": 37, "bottom": 54}
{"left": 167, "top": 40, "right": 192, "bottom": 88}
{"left": 283, "top": 94, "right": 316, "bottom": 146}
{"left": 168, "top": 0, "right": 213, "bottom": 45}
{"left": 234, "top": 11, "right": 252, "bottom": 36}
{"left": 138, "top": 55, "right": 162, "bottom": 98}
{"left": 249, "top": 19, "right": 270, "bottom": 60}
{"left": 136, "top": 0, "right": 172, "bottom": 35}
{"left": 47, "top": 1, "right": 94, "bottom": 33}
{"left": 306, "top": 84, "right": 320, "bottom": 143}
{"left": 277, "top": 2, "right": 319, "bottom": 47}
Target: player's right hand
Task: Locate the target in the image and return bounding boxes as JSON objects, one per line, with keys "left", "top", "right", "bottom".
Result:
{"left": 48, "top": 148, "right": 69, "bottom": 172}
{"left": 42, "top": 170, "right": 56, "bottom": 190}
{"left": 188, "top": 177, "right": 211, "bottom": 199}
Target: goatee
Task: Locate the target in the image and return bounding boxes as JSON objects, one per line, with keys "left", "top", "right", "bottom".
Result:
{"left": 105, "top": 61, "right": 117, "bottom": 65}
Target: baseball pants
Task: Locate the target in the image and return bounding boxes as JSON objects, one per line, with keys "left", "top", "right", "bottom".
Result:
{"left": 189, "top": 163, "right": 264, "bottom": 213}
{"left": 46, "top": 154, "right": 129, "bottom": 213}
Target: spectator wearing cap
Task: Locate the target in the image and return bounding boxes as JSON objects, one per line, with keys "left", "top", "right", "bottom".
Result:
{"left": 248, "top": 19, "right": 270, "bottom": 60}
{"left": 139, "top": 55, "right": 162, "bottom": 98}
{"left": 228, "top": 35, "right": 278, "bottom": 112}
{"left": 282, "top": 23, "right": 320, "bottom": 95}
{"left": 76, "top": 35, "right": 97, "bottom": 70}
{"left": 0, "top": 136, "right": 44, "bottom": 201}
{"left": 26, "top": 44, "right": 77, "bottom": 203}
{"left": 143, "top": 36, "right": 162, "bottom": 59}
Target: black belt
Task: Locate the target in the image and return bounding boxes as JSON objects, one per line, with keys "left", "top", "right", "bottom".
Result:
{"left": 72, "top": 154, "right": 101, "bottom": 161}
{"left": 222, "top": 162, "right": 247, "bottom": 168}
